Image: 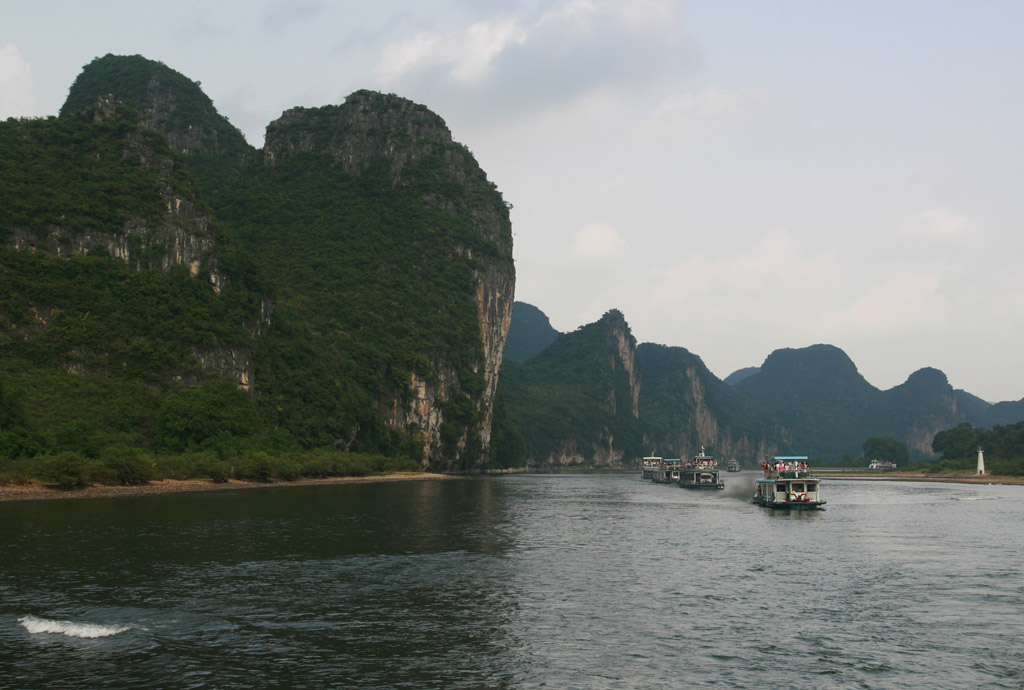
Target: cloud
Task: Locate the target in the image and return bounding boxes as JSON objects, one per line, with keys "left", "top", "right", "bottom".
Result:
{"left": 262, "top": 0, "right": 326, "bottom": 32}
{"left": 567, "top": 222, "right": 628, "bottom": 265}
{"left": 810, "top": 269, "right": 946, "bottom": 337}
{"left": 642, "top": 231, "right": 840, "bottom": 309}
{"left": 0, "top": 44, "right": 35, "bottom": 118}
{"left": 369, "top": 1, "right": 695, "bottom": 124}
{"left": 373, "top": 15, "right": 527, "bottom": 84}
{"left": 900, "top": 207, "right": 976, "bottom": 241}
{"left": 651, "top": 85, "right": 778, "bottom": 128}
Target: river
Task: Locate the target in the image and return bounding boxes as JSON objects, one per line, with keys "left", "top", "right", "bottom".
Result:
{"left": 2, "top": 472, "right": 1022, "bottom": 688}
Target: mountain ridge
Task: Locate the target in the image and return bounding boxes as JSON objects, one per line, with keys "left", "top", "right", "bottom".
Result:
{"left": 1, "top": 53, "right": 514, "bottom": 471}
{"left": 497, "top": 302, "right": 1023, "bottom": 463}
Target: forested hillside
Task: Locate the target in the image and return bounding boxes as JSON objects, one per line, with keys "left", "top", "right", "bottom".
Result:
{"left": 492, "top": 310, "right": 642, "bottom": 467}
{"left": 636, "top": 343, "right": 783, "bottom": 462}
{"left": 503, "top": 301, "right": 560, "bottom": 363}
{"left": 0, "top": 54, "right": 514, "bottom": 482}
{"left": 495, "top": 304, "right": 1024, "bottom": 467}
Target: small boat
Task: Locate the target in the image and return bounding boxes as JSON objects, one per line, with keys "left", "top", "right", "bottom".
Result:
{"left": 752, "top": 456, "right": 826, "bottom": 510}
{"left": 641, "top": 456, "right": 662, "bottom": 480}
{"left": 678, "top": 446, "right": 724, "bottom": 489}
{"left": 726, "top": 460, "right": 740, "bottom": 472}
{"left": 652, "top": 458, "right": 684, "bottom": 483}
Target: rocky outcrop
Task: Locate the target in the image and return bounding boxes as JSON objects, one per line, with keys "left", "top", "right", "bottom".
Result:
{"left": 265, "top": 91, "right": 515, "bottom": 468}
{"left": 635, "top": 342, "right": 785, "bottom": 462}
{"left": 188, "top": 347, "right": 254, "bottom": 391}
{"left": 63, "top": 54, "right": 254, "bottom": 164}
{"left": 264, "top": 91, "right": 451, "bottom": 180}
{"left": 5, "top": 96, "right": 223, "bottom": 287}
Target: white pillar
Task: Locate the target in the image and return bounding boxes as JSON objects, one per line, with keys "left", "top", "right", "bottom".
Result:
{"left": 977, "top": 447, "right": 985, "bottom": 475}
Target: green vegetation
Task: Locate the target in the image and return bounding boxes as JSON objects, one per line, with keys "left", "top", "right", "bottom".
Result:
{"left": 0, "top": 105, "right": 198, "bottom": 238}
{"left": 503, "top": 301, "right": 560, "bottom": 363}
{"left": 861, "top": 437, "right": 909, "bottom": 466}
{"left": 62, "top": 53, "right": 253, "bottom": 164}
{"left": 637, "top": 342, "right": 781, "bottom": 458}
{"left": 0, "top": 447, "right": 419, "bottom": 489}
{"left": 491, "top": 310, "right": 643, "bottom": 468}
{"left": 924, "top": 421, "right": 1024, "bottom": 475}
{"left": 0, "top": 54, "right": 512, "bottom": 481}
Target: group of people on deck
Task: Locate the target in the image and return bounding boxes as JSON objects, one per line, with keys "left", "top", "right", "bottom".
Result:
{"left": 762, "top": 460, "right": 808, "bottom": 473}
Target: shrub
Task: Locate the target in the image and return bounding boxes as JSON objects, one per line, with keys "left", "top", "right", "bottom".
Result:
{"left": 99, "top": 445, "right": 152, "bottom": 485}
{"left": 35, "top": 451, "right": 90, "bottom": 489}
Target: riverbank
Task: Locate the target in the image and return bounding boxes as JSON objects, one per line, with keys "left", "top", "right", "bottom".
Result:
{"left": 825, "top": 471, "right": 1024, "bottom": 485}
{"left": 0, "top": 472, "right": 457, "bottom": 503}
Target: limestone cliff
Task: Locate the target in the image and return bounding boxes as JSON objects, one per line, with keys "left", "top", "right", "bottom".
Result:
{"left": 495, "top": 310, "right": 643, "bottom": 468}
{"left": 6, "top": 97, "right": 218, "bottom": 277}
{"left": 263, "top": 91, "right": 514, "bottom": 468}
{"left": 636, "top": 343, "right": 784, "bottom": 463}
{"left": 0, "top": 95, "right": 256, "bottom": 391}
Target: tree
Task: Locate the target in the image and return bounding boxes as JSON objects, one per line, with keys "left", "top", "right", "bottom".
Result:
{"left": 155, "top": 379, "right": 254, "bottom": 452}
{"left": 862, "top": 437, "right": 909, "bottom": 465}
{"left": 931, "top": 423, "right": 978, "bottom": 460}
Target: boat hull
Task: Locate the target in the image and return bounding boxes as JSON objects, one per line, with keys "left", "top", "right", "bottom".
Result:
{"left": 752, "top": 496, "right": 826, "bottom": 510}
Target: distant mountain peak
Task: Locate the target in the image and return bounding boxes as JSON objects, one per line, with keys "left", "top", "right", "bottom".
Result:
{"left": 503, "top": 302, "right": 559, "bottom": 363}
{"left": 62, "top": 53, "right": 253, "bottom": 162}
{"left": 757, "top": 343, "right": 862, "bottom": 384}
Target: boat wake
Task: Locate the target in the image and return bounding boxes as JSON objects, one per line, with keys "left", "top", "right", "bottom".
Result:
{"left": 18, "top": 615, "right": 131, "bottom": 639}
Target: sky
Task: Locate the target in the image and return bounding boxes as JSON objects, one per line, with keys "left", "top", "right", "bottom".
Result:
{"left": 3, "top": 0, "right": 1023, "bottom": 402}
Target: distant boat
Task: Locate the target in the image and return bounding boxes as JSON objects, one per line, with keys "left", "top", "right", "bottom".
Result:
{"left": 641, "top": 456, "right": 662, "bottom": 480}
{"left": 752, "top": 456, "right": 826, "bottom": 510}
{"left": 678, "top": 446, "right": 724, "bottom": 490}
{"left": 726, "top": 460, "right": 740, "bottom": 472}
{"left": 652, "top": 458, "right": 684, "bottom": 483}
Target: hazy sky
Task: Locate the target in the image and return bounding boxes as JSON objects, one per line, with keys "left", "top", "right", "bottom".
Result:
{"left": 3, "top": 1, "right": 1023, "bottom": 402}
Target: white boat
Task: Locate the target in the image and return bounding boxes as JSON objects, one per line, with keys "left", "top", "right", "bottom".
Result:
{"left": 678, "top": 446, "right": 724, "bottom": 490}
{"left": 641, "top": 456, "right": 662, "bottom": 480}
{"left": 752, "top": 456, "right": 825, "bottom": 509}
{"left": 652, "top": 458, "right": 684, "bottom": 483}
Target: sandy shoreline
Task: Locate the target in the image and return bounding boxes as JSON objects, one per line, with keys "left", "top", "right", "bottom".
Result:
{"left": 0, "top": 472, "right": 457, "bottom": 503}
{"left": 824, "top": 472, "right": 1024, "bottom": 485}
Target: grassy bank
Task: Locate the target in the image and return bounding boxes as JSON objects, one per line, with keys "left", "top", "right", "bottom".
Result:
{"left": 0, "top": 448, "right": 424, "bottom": 493}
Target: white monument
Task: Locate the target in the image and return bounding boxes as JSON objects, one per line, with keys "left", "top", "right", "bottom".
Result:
{"left": 977, "top": 446, "right": 985, "bottom": 475}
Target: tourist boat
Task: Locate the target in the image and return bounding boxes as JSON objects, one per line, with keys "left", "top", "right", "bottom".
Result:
{"left": 652, "top": 458, "right": 684, "bottom": 483}
{"left": 752, "top": 456, "right": 826, "bottom": 509}
{"left": 641, "top": 456, "right": 662, "bottom": 480}
{"left": 726, "top": 460, "right": 740, "bottom": 472}
{"left": 677, "top": 447, "right": 724, "bottom": 489}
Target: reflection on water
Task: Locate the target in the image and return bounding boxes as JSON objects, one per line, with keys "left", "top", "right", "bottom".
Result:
{"left": 2, "top": 473, "right": 1023, "bottom": 688}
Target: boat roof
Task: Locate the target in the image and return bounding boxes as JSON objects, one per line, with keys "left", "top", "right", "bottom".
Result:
{"left": 773, "top": 456, "right": 808, "bottom": 460}
{"left": 756, "top": 476, "right": 819, "bottom": 482}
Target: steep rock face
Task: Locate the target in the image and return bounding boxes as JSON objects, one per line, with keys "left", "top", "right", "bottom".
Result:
{"left": 264, "top": 91, "right": 514, "bottom": 467}
{"left": 495, "top": 310, "right": 643, "bottom": 468}
{"left": 543, "top": 310, "right": 640, "bottom": 467}
{"left": 636, "top": 343, "right": 784, "bottom": 462}
{"left": 475, "top": 262, "right": 516, "bottom": 452}
{"left": 265, "top": 91, "right": 450, "bottom": 179}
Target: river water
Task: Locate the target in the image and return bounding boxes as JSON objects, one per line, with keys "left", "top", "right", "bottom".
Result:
{"left": 1, "top": 472, "right": 1022, "bottom": 689}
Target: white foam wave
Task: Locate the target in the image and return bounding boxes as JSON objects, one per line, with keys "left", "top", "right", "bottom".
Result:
{"left": 19, "top": 615, "right": 131, "bottom": 639}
